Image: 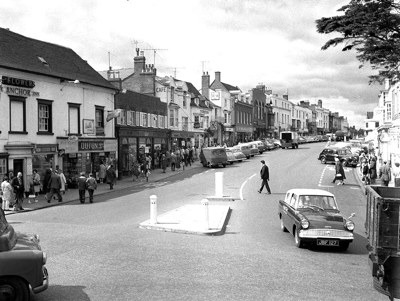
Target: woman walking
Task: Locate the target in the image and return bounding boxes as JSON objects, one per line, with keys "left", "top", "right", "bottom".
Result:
{"left": 32, "top": 169, "right": 41, "bottom": 202}
{"left": 335, "top": 159, "right": 346, "bottom": 185}
{"left": 1, "top": 176, "right": 13, "bottom": 210}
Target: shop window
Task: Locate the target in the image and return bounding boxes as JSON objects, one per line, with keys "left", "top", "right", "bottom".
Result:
{"left": 117, "top": 110, "right": 126, "bottom": 125}
{"left": 95, "top": 106, "right": 104, "bottom": 135}
{"left": 141, "top": 113, "right": 148, "bottom": 127}
{"left": 37, "top": 99, "right": 53, "bottom": 134}
{"left": 127, "top": 111, "right": 134, "bottom": 126}
{"left": 135, "top": 111, "right": 140, "bottom": 126}
{"left": 9, "top": 96, "right": 26, "bottom": 134}
{"left": 68, "top": 103, "right": 81, "bottom": 135}
{"left": 0, "top": 158, "right": 7, "bottom": 175}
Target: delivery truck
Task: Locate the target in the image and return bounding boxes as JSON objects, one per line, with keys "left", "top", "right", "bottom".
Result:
{"left": 280, "top": 131, "right": 299, "bottom": 149}
{"left": 365, "top": 186, "right": 400, "bottom": 300}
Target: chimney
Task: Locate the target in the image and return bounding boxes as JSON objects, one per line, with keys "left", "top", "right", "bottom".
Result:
{"left": 202, "top": 71, "right": 210, "bottom": 97}
{"left": 283, "top": 94, "right": 288, "bottom": 100}
{"left": 318, "top": 99, "right": 322, "bottom": 108}
{"left": 215, "top": 71, "right": 221, "bottom": 83}
{"left": 134, "top": 50, "right": 146, "bottom": 75}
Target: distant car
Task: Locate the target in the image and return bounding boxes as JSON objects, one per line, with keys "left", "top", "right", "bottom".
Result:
{"left": 272, "top": 139, "right": 282, "bottom": 148}
{"left": 278, "top": 189, "right": 355, "bottom": 251}
{"left": 247, "top": 141, "right": 264, "bottom": 154}
{"left": 233, "top": 144, "right": 251, "bottom": 159}
{"left": 228, "top": 147, "right": 247, "bottom": 162}
{"left": 298, "top": 136, "right": 306, "bottom": 144}
{"left": 318, "top": 147, "right": 359, "bottom": 167}
{"left": 244, "top": 143, "right": 260, "bottom": 157}
{"left": 0, "top": 208, "right": 49, "bottom": 299}
{"left": 263, "top": 139, "right": 276, "bottom": 151}
{"left": 225, "top": 148, "right": 237, "bottom": 164}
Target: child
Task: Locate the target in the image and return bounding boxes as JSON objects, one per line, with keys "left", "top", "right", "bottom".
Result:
{"left": 86, "top": 173, "right": 97, "bottom": 203}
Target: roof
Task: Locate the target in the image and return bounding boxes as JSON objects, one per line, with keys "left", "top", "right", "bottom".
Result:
{"left": 98, "top": 68, "right": 135, "bottom": 81}
{"left": 0, "top": 28, "right": 115, "bottom": 90}
{"left": 286, "top": 189, "right": 335, "bottom": 197}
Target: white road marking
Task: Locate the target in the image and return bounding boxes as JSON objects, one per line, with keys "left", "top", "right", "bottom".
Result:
{"left": 240, "top": 173, "right": 256, "bottom": 200}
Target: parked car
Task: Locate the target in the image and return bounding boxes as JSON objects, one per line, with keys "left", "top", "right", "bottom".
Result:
{"left": 0, "top": 208, "right": 49, "bottom": 299}
{"left": 272, "top": 139, "right": 282, "bottom": 148}
{"left": 318, "top": 146, "right": 359, "bottom": 167}
{"left": 244, "top": 143, "right": 260, "bottom": 156}
{"left": 225, "top": 148, "right": 237, "bottom": 164}
{"left": 233, "top": 144, "right": 251, "bottom": 159}
{"left": 199, "top": 147, "right": 228, "bottom": 168}
{"left": 263, "top": 139, "right": 276, "bottom": 151}
{"left": 298, "top": 136, "right": 306, "bottom": 144}
{"left": 228, "top": 147, "right": 247, "bottom": 162}
{"left": 278, "top": 188, "right": 355, "bottom": 251}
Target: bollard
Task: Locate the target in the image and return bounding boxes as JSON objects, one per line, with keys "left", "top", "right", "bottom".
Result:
{"left": 201, "top": 198, "right": 209, "bottom": 230}
{"left": 150, "top": 195, "right": 157, "bottom": 224}
{"left": 215, "top": 172, "right": 224, "bottom": 197}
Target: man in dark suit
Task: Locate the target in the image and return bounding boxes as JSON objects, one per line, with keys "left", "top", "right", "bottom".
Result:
{"left": 258, "top": 160, "right": 271, "bottom": 194}
{"left": 47, "top": 170, "right": 63, "bottom": 203}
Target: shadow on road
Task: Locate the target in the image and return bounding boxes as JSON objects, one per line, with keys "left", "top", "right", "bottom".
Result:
{"left": 31, "top": 285, "right": 90, "bottom": 301}
{"left": 309, "top": 232, "right": 368, "bottom": 255}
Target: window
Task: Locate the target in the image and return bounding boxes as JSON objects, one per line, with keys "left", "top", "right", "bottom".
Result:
{"left": 170, "top": 87, "right": 175, "bottom": 102}
{"left": 387, "top": 103, "right": 392, "bottom": 120}
{"left": 68, "top": 103, "right": 80, "bottom": 134}
{"left": 127, "top": 111, "right": 134, "bottom": 126}
{"left": 141, "top": 113, "right": 147, "bottom": 127}
{"left": 117, "top": 110, "right": 126, "bottom": 125}
{"left": 9, "top": 96, "right": 26, "bottom": 133}
{"left": 37, "top": 99, "right": 53, "bottom": 134}
{"left": 182, "top": 117, "right": 188, "bottom": 131}
{"left": 95, "top": 106, "right": 104, "bottom": 135}
{"left": 183, "top": 92, "right": 187, "bottom": 108}
{"left": 135, "top": 112, "right": 140, "bottom": 126}
{"left": 169, "top": 109, "right": 175, "bottom": 127}
{"left": 0, "top": 158, "right": 7, "bottom": 176}
{"left": 224, "top": 113, "right": 228, "bottom": 124}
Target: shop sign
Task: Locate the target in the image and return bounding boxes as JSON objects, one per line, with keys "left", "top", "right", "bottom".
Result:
{"left": 225, "top": 127, "right": 234, "bottom": 132}
{"left": 78, "top": 141, "right": 104, "bottom": 151}
{"left": 2, "top": 76, "right": 35, "bottom": 88}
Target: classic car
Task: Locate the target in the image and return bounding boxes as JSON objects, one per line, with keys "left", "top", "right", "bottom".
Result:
{"left": 262, "top": 139, "right": 276, "bottom": 151}
{"left": 199, "top": 147, "right": 228, "bottom": 168}
{"left": 233, "top": 144, "right": 251, "bottom": 159}
{"left": 227, "top": 147, "right": 246, "bottom": 162}
{"left": 225, "top": 148, "right": 237, "bottom": 164}
{"left": 318, "top": 146, "right": 359, "bottom": 167}
{"left": 243, "top": 143, "right": 260, "bottom": 157}
{"left": 278, "top": 189, "right": 355, "bottom": 251}
{"left": 0, "top": 208, "right": 49, "bottom": 300}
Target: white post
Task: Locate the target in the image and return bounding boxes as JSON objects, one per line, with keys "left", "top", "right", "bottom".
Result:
{"left": 201, "top": 199, "right": 209, "bottom": 230}
{"left": 215, "top": 172, "right": 223, "bottom": 197}
{"left": 150, "top": 195, "right": 157, "bottom": 224}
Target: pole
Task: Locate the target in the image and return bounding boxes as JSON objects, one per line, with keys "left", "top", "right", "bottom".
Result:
{"left": 150, "top": 195, "right": 157, "bottom": 224}
{"left": 215, "top": 172, "right": 223, "bottom": 197}
{"left": 201, "top": 199, "right": 209, "bottom": 230}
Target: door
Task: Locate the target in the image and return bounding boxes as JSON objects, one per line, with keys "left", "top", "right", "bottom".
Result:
{"left": 13, "top": 159, "right": 24, "bottom": 175}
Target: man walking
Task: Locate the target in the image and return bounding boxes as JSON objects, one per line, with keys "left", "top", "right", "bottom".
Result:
{"left": 85, "top": 173, "right": 97, "bottom": 203}
{"left": 47, "top": 170, "right": 63, "bottom": 203}
{"left": 77, "top": 172, "right": 87, "bottom": 203}
{"left": 258, "top": 160, "right": 271, "bottom": 194}
{"left": 379, "top": 161, "right": 391, "bottom": 186}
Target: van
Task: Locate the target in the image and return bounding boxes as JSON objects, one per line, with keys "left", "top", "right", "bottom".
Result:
{"left": 199, "top": 147, "right": 228, "bottom": 168}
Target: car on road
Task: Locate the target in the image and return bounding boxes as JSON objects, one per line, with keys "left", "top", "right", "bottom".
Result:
{"left": 318, "top": 146, "right": 359, "bottom": 167}
{"left": 199, "top": 147, "right": 228, "bottom": 168}
{"left": 225, "top": 148, "right": 237, "bottom": 164}
{"left": 233, "top": 144, "right": 251, "bottom": 159}
{"left": 244, "top": 143, "right": 260, "bottom": 156}
{"left": 0, "top": 208, "right": 49, "bottom": 300}
{"left": 227, "top": 147, "right": 247, "bottom": 162}
{"left": 262, "top": 139, "right": 276, "bottom": 151}
{"left": 298, "top": 136, "right": 307, "bottom": 144}
{"left": 278, "top": 189, "right": 355, "bottom": 251}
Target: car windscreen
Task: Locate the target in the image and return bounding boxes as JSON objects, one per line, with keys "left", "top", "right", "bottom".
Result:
{"left": 211, "top": 149, "right": 226, "bottom": 156}
{"left": 297, "top": 195, "right": 338, "bottom": 210}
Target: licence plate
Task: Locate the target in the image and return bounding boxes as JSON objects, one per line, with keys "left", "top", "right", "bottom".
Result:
{"left": 317, "top": 239, "right": 339, "bottom": 246}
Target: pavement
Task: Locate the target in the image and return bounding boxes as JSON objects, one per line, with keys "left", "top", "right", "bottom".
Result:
{"left": 4, "top": 162, "right": 231, "bottom": 235}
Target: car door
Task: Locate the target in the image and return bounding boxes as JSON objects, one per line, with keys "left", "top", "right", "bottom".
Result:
{"left": 280, "top": 192, "right": 292, "bottom": 229}
{"left": 285, "top": 193, "right": 298, "bottom": 234}
{"left": 325, "top": 149, "right": 336, "bottom": 163}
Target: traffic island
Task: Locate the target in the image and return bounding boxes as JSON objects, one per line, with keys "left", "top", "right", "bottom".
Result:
{"left": 139, "top": 204, "right": 231, "bottom": 235}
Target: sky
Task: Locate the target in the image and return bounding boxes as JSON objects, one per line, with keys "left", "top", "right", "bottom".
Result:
{"left": 0, "top": 0, "right": 382, "bottom": 129}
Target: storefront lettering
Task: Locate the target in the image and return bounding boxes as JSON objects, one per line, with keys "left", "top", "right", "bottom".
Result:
{"left": 156, "top": 87, "right": 167, "bottom": 93}
{"left": 5, "top": 86, "right": 39, "bottom": 97}
{"left": 2, "top": 76, "right": 35, "bottom": 88}
{"left": 78, "top": 141, "right": 104, "bottom": 151}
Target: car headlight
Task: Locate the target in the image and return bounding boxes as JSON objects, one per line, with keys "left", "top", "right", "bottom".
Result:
{"left": 301, "top": 219, "right": 310, "bottom": 229}
{"left": 345, "top": 220, "right": 355, "bottom": 231}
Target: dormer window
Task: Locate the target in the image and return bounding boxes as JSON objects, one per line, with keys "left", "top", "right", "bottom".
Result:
{"left": 205, "top": 100, "right": 209, "bottom": 107}
{"left": 38, "top": 56, "right": 49, "bottom": 67}
{"left": 195, "top": 98, "right": 199, "bottom": 106}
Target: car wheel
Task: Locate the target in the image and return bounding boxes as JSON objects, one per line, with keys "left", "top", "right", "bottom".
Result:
{"left": 222, "top": 164, "right": 226, "bottom": 168}
{"left": 280, "top": 217, "right": 288, "bottom": 232}
{"left": 0, "top": 277, "right": 30, "bottom": 301}
{"left": 339, "top": 241, "right": 350, "bottom": 251}
{"left": 321, "top": 157, "right": 327, "bottom": 164}
{"left": 294, "top": 228, "right": 304, "bottom": 248}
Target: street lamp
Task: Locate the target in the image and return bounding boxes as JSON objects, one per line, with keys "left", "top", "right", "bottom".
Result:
{"left": 60, "top": 79, "right": 80, "bottom": 91}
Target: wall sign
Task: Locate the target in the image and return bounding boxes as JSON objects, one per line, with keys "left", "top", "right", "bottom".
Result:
{"left": 2, "top": 76, "right": 35, "bottom": 88}
{"left": 78, "top": 141, "right": 104, "bottom": 151}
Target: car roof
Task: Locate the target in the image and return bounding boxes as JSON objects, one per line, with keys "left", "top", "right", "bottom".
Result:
{"left": 286, "top": 189, "right": 335, "bottom": 197}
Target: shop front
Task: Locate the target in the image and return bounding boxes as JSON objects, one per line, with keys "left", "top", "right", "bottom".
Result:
{"left": 171, "top": 130, "right": 194, "bottom": 151}
{"left": 235, "top": 124, "right": 253, "bottom": 144}
{"left": 118, "top": 128, "right": 169, "bottom": 177}
{"left": 57, "top": 137, "right": 118, "bottom": 185}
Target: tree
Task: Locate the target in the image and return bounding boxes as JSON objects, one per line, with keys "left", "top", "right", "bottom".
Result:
{"left": 316, "top": 0, "right": 400, "bottom": 83}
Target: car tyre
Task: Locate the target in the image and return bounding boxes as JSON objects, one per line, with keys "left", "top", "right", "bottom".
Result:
{"left": 280, "top": 217, "right": 288, "bottom": 232}
{"left": 339, "top": 241, "right": 350, "bottom": 251}
{"left": 294, "top": 228, "right": 304, "bottom": 248}
{"left": 0, "top": 277, "right": 30, "bottom": 301}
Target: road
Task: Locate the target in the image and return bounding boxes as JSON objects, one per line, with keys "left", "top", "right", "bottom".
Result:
{"left": 8, "top": 142, "right": 385, "bottom": 301}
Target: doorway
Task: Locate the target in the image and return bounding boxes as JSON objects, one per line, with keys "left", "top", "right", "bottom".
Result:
{"left": 13, "top": 159, "right": 24, "bottom": 175}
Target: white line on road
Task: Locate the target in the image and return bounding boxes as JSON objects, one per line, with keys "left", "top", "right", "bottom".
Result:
{"left": 240, "top": 173, "right": 256, "bottom": 200}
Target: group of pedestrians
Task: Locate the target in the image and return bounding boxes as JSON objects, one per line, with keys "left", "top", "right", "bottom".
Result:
{"left": 1, "top": 172, "right": 24, "bottom": 211}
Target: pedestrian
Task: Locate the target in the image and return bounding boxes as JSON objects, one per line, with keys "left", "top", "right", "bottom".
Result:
{"left": 379, "top": 161, "right": 391, "bottom": 186}
{"left": 58, "top": 169, "right": 67, "bottom": 194}
{"left": 77, "top": 172, "right": 87, "bottom": 203}
{"left": 258, "top": 160, "right": 271, "bottom": 194}
{"left": 170, "top": 152, "right": 176, "bottom": 171}
{"left": 1, "top": 176, "right": 13, "bottom": 211}
{"left": 393, "top": 162, "right": 400, "bottom": 187}
{"left": 132, "top": 161, "right": 141, "bottom": 181}
{"left": 106, "top": 164, "right": 116, "bottom": 189}
{"left": 85, "top": 173, "right": 97, "bottom": 203}
{"left": 43, "top": 168, "right": 52, "bottom": 195}
{"left": 12, "top": 172, "right": 25, "bottom": 211}
{"left": 332, "top": 157, "right": 340, "bottom": 184}
{"left": 99, "top": 161, "right": 106, "bottom": 183}
{"left": 188, "top": 147, "right": 193, "bottom": 165}
{"left": 176, "top": 150, "right": 181, "bottom": 170}
{"left": 8, "top": 172, "right": 15, "bottom": 209}
{"left": 161, "top": 153, "right": 167, "bottom": 173}
{"left": 32, "top": 169, "right": 41, "bottom": 202}
{"left": 46, "top": 170, "right": 63, "bottom": 203}
{"left": 361, "top": 159, "right": 370, "bottom": 185}
{"left": 369, "top": 156, "right": 377, "bottom": 184}
{"left": 335, "top": 159, "right": 346, "bottom": 185}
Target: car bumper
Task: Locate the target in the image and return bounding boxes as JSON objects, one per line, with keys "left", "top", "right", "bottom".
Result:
{"left": 32, "top": 266, "right": 49, "bottom": 294}
{"left": 299, "top": 229, "right": 354, "bottom": 241}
